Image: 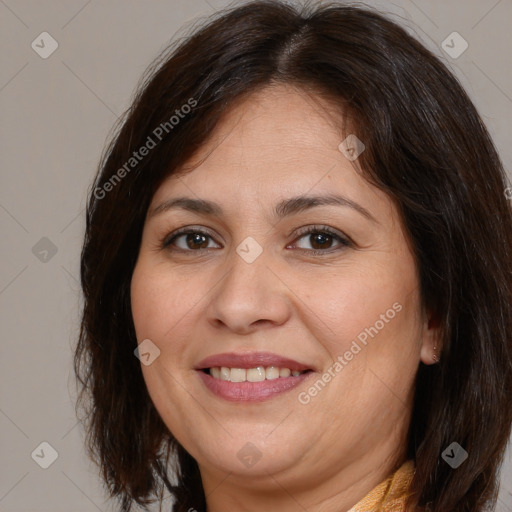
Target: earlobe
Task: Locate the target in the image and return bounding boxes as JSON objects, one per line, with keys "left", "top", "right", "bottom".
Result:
{"left": 419, "top": 310, "right": 442, "bottom": 365}
{"left": 420, "top": 340, "right": 441, "bottom": 365}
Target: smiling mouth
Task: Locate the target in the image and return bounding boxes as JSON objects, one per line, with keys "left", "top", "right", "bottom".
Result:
{"left": 195, "top": 352, "right": 315, "bottom": 401}
{"left": 197, "top": 366, "right": 314, "bottom": 402}
{"left": 203, "top": 366, "right": 311, "bottom": 382}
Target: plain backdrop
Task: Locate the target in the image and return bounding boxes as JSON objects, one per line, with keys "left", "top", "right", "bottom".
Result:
{"left": 1, "top": 0, "right": 511, "bottom": 511}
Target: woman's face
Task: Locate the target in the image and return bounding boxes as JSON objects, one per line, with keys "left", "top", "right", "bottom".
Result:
{"left": 130, "top": 85, "right": 439, "bottom": 495}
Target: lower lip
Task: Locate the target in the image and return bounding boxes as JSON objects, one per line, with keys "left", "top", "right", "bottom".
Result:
{"left": 197, "top": 370, "right": 313, "bottom": 402}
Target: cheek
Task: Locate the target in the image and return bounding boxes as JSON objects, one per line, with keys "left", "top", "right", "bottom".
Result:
{"left": 130, "top": 263, "right": 206, "bottom": 441}
{"left": 130, "top": 265, "right": 162, "bottom": 341}
{"left": 303, "top": 274, "right": 421, "bottom": 426}
{"left": 301, "top": 264, "right": 420, "bottom": 361}
{"left": 130, "top": 261, "right": 199, "bottom": 342}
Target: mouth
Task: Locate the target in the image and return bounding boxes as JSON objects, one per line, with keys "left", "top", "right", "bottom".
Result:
{"left": 204, "top": 366, "right": 309, "bottom": 381}
{"left": 195, "top": 352, "right": 315, "bottom": 402}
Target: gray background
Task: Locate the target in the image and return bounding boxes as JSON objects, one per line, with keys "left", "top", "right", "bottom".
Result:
{"left": 1, "top": 0, "right": 511, "bottom": 510}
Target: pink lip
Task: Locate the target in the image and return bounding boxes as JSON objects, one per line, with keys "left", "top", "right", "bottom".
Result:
{"left": 195, "top": 352, "right": 315, "bottom": 402}
{"left": 197, "top": 370, "right": 313, "bottom": 402}
{"left": 195, "top": 351, "right": 313, "bottom": 372}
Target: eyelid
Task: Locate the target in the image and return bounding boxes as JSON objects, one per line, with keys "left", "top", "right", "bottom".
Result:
{"left": 161, "top": 225, "right": 221, "bottom": 249}
{"left": 291, "top": 224, "right": 352, "bottom": 243}
{"left": 288, "top": 225, "right": 353, "bottom": 253}
{"left": 161, "top": 224, "right": 353, "bottom": 254}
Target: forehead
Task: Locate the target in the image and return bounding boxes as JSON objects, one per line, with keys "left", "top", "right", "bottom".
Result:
{"left": 151, "top": 84, "right": 379, "bottom": 206}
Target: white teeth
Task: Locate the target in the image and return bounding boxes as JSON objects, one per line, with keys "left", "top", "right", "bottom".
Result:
{"left": 230, "top": 368, "right": 246, "bottom": 382}
{"left": 265, "top": 366, "right": 280, "bottom": 380}
{"left": 209, "top": 366, "right": 305, "bottom": 382}
{"left": 247, "top": 366, "right": 266, "bottom": 382}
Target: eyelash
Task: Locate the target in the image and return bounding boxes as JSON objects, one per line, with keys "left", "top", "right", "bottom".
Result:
{"left": 160, "top": 225, "right": 353, "bottom": 256}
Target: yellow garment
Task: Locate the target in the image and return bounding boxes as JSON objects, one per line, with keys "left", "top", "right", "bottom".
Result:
{"left": 347, "top": 460, "right": 416, "bottom": 512}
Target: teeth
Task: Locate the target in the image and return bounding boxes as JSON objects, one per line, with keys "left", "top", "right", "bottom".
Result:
{"left": 247, "top": 366, "right": 266, "bottom": 382}
{"left": 266, "top": 366, "right": 279, "bottom": 380}
{"left": 208, "top": 366, "right": 305, "bottom": 382}
{"left": 230, "top": 368, "right": 246, "bottom": 382}
{"left": 279, "top": 368, "right": 291, "bottom": 378}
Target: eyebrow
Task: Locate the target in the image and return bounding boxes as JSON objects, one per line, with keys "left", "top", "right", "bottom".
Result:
{"left": 148, "top": 194, "right": 378, "bottom": 223}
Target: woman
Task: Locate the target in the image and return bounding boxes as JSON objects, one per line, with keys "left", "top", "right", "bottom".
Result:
{"left": 74, "top": 1, "right": 512, "bottom": 511}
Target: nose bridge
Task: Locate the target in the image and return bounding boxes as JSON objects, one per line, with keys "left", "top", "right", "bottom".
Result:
{"left": 219, "top": 239, "right": 274, "bottom": 306}
{"left": 232, "top": 237, "right": 272, "bottom": 291}
{"left": 205, "top": 239, "right": 290, "bottom": 332}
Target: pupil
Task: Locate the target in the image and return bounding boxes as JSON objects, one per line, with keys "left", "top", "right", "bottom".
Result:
{"left": 188, "top": 233, "right": 208, "bottom": 249}
{"left": 311, "top": 233, "right": 331, "bottom": 249}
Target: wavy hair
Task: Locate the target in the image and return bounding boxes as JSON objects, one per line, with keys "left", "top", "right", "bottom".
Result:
{"left": 74, "top": 1, "right": 512, "bottom": 510}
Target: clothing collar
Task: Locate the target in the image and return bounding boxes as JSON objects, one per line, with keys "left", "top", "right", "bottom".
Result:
{"left": 347, "top": 460, "right": 416, "bottom": 512}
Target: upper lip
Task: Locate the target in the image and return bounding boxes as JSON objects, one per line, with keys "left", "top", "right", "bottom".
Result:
{"left": 195, "top": 352, "right": 313, "bottom": 372}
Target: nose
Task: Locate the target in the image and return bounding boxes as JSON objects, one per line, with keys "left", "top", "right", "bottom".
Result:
{"left": 205, "top": 245, "right": 291, "bottom": 335}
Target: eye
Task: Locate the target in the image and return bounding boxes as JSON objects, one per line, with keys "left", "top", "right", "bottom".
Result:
{"left": 161, "top": 225, "right": 353, "bottom": 255}
{"left": 289, "top": 225, "right": 352, "bottom": 255}
{"left": 161, "top": 227, "right": 219, "bottom": 252}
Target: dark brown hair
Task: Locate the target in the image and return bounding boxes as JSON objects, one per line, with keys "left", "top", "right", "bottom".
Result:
{"left": 74, "top": 1, "right": 512, "bottom": 510}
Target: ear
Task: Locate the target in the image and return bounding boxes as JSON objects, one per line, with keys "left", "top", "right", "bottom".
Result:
{"left": 419, "top": 308, "right": 443, "bottom": 365}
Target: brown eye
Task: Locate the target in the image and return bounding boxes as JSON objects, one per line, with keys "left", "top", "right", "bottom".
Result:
{"left": 162, "top": 229, "right": 219, "bottom": 252}
{"left": 309, "top": 232, "right": 334, "bottom": 250}
{"left": 292, "top": 226, "right": 352, "bottom": 254}
{"left": 183, "top": 232, "right": 210, "bottom": 250}
{"left": 162, "top": 225, "right": 352, "bottom": 255}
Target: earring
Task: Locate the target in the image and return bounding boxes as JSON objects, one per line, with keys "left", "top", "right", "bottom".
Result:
{"left": 433, "top": 345, "right": 439, "bottom": 362}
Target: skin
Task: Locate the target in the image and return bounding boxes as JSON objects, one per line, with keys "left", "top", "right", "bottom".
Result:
{"left": 130, "top": 84, "right": 441, "bottom": 512}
